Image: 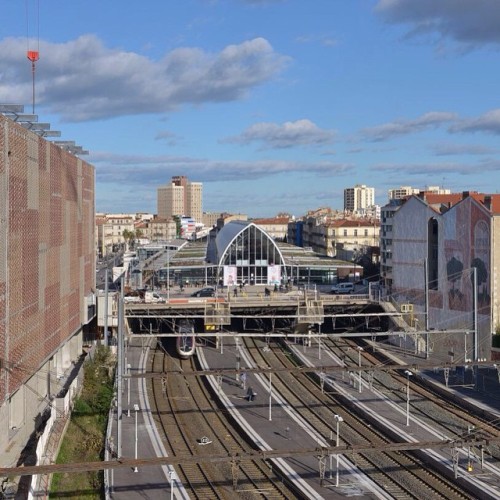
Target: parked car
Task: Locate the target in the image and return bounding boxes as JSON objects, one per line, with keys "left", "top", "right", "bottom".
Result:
{"left": 330, "top": 282, "right": 355, "bottom": 294}
{"left": 191, "top": 287, "right": 216, "bottom": 297}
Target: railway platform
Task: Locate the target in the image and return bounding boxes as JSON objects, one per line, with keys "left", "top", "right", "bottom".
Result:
{"left": 105, "top": 338, "right": 180, "bottom": 500}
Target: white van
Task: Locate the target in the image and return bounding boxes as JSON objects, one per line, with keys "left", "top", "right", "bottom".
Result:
{"left": 330, "top": 282, "right": 355, "bottom": 294}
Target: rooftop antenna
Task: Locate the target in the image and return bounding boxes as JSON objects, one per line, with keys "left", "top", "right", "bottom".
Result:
{"left": 26, "top": 0, "right": 40, "bottom": 114}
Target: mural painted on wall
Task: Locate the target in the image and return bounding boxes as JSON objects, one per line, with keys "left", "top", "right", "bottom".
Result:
{"left": 443, "top": 199, "right": 490, "bottom": 315}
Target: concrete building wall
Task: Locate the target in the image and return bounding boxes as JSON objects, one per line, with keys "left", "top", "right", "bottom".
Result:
{"left": 157, "top": 184, "right": 184, "bottom": 219}
{"left": 186, "top": 182, "right": 203, "bottom": 222}
{"left": 344, "top": 184, "right": 375, "bottom": 212}
{"left": 492, "top": 215, "right": 500, "bottom": 333}
{"left": 0, "top": 114, "right": 95, "bottom": 465}
{"left": 391, "top": 196, "right": 492, "bottom": 361}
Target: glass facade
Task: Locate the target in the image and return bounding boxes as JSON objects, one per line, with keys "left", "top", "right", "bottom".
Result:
{"left": 218, "top": 224, "right": 285, "bottom": 285}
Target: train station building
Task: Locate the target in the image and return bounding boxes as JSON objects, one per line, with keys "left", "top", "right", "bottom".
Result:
{"left": 141, "top": 220, "right": 361, "bottom": 289}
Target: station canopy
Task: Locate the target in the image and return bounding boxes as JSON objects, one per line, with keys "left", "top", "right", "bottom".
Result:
{"left": 138, "top": 221, "right": 359, "bottom": 288}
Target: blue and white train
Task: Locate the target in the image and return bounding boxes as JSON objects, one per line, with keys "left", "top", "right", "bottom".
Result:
{"left": 175, "top": 322, "right": 196, "bottom": 359}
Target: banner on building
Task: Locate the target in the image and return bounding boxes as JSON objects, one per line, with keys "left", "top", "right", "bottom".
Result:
{"left": 224, "top": 266, "right": 238, "bottom": 286}
{"left": 267, "top": 264, "right": 281, "bottom": 285}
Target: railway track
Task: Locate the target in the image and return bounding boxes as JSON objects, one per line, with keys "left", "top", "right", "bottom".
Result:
{"left": 332, "top": 338, "right": 500, "bottom": 455}
{"left": 242, "top": 336, "right": 476, "bottom": 499}
{"left": 147, "top": 338, "right": 297, "bottom": 499}
{"left": 327, "top": 338, "right": 500, "bottom": 477}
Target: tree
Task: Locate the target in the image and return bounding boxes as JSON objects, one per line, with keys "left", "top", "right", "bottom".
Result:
{"left": 471, "top": 257, "right": 487, "bottom": 287}
{"left": 172, "top": 215, "right": 181, "bottom": 238}
{"left": 447, "top": 256, "right": 463, "bottom": 292}
{"left": 122, "top": 229, "right": 134, "bottom": 250}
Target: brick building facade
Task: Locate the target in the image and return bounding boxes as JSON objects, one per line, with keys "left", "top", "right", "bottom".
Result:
{"left": 0, "top": 114, "right": 95, "bottom": 465}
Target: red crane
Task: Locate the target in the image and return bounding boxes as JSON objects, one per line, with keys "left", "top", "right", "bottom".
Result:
{"left": 26, "top": 0, "right": 40, "bottom": 114}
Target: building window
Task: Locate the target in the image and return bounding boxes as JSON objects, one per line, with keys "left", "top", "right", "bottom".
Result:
{"left": 343, "top": 229, "right": 347, "bottom": 236}
{"left": 428, "top": 218, "right": 439, "bottom": 290}
{"left": 354, "top": 229, "right": 358, "bottom": 237}
{"left": 364, "top": 229, "right": 368, "bottom": 236}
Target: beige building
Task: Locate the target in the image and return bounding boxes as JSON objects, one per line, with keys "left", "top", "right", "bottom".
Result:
{"left": 146, "top": 217, "right": 177, "bottom": 241}
{"left": 157, "top": 175, "right": 203, "bottom": 222}
{"left": 186, "top": 182, "right": 203, "bottom": 221}
{"left": 202, "top": 211, "right": 220, "bottom": 228}
{"left": 289, "top": 214, "right": 379, "bottom": 259}
{"left": 96, "top": 215, "right": 135, "bottom": 257}
{"left": 216, "top": 213, "right": 249, "bottom": 230}
{"left": 252, "top": 217, "right": 291, "bottom": 240}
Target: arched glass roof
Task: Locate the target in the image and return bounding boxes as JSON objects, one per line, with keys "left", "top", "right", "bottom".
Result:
{"left": 215, "top": 221, "right": 286, "bottom": 285}
{"left": 215, "top": 220, "right": 252, "bottom": 260}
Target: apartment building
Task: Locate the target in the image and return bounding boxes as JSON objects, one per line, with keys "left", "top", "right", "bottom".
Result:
{"left": 96, "top": 214, "right": 135, "bottom": 257}
{"left": 146, "top": 217, "right": 177, "bottom": 241}
{"left": 389, "top": 185, "right": 451, "bottom": 200}
{"left": 0, "top": 113, "right": 95, "bottom": 466}
{"left": 202, "top": 211, "right": 220, "bottom": 228}
{"left": 157, "top": 176, "right": 203, "bottom": 222}
{"left": 344, "top": 184, "right": 375, "bottom": 213}
{"left": 252, "top": 216, "right": 291, "bottom": 240}
{"left": 289, "top": 213, "right": 379, "bottom": 259}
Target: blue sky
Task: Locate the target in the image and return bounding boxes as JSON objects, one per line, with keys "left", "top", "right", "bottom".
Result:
{"left": 1, "top": 0, "right": 500, "bottom": 217}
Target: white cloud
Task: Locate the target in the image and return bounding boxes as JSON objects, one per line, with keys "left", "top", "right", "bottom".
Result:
{"left": 449, "top": 109, "right": 500, "bottom": 135}
{"left": 0, "top": 35, "right": 289, "bottom": 121}
{"left": 222, "top": 119, "right": 336, "bottom": 149}
{"left": 376, "top": 0, "right": 500, "bottom": 47}
{"left": 154, "top": 131, "right": 182, "bottom": 146}
{"left": 90, "top": 151, "right": 350, "bottom": 186}
{"left": 432, "top": 143, "right": 497, "bottom": 156}
{"left": 362, "top": 111, "right": 458, "bottom": 141}
{"left": 373, "top": 159, "right": 500, "bottom": 176}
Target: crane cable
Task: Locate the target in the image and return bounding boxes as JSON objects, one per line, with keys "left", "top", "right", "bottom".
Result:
{"left": 25, "top": 0, "right": 40, "bottom": 114}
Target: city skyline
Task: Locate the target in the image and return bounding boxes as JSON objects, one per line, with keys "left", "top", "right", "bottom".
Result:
{"left": 1, "top": 1, "right": 500, "bottom": 217}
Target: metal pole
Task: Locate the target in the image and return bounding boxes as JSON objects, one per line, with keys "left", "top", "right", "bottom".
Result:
{"left": 127, "top": 363, "right": 131, "bottom": 417}
{"left": 405, "top": 370, "right": 412, "bottom": 426}
{"left": 133, "top": 404, "right": 139, "bottom": 473}
{"left": 465, "top": 332, "right": 468, "bottom": 363}
{"left": 268, "top": 373, "right": 272, "bottom": 421}
{"left": 104, "top": 269, "right": 109, "bottom": 347}
{"left": 424, "top": 259, "right": 429, "bottom": 359}
{"left": 334, "top": 415, "right": 343, "bottom": 487}
{"left": 167, "top": 246, "right": 170, "bottom": 302}
{"left": 473, "top": 267, "right": 478, "bottom": 390}
{"left": 473, "top": 267, "right": 478, "bottom": 362}
{"left": 117, "top": 278, "right": 124, "bottom": 459}
{"left": 170, "top": 471, "right": 174, "bottom": 500}
{"left": 235, "top": 338, "right": 240, "bottom": 382}
{"left": 358, "top": 347, "right": 363, "bottom": 393}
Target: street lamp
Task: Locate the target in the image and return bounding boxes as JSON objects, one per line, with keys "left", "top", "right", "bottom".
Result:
{"left": 133, "top": 404, "right": 140, "bottom": 472}
{"left": 404, "top": 370, "right": 412, "bottom": 426}
{"left": 357, "top": 347, "right": 364, "bottom": 393}
{"left": 169, "top": 470, "right": 175, "bottom": 500}
{"left": 465, "top": 331, "right": 468, "bottom": 362}
{"left": 334, "top": 414, "right": 343, "bottom": 487}
{"left": 127, "top": 363, "right": 131, "bottom": 417}
{"left": 166, "top": 246, "right": 170, "bottom": 302}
